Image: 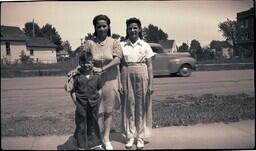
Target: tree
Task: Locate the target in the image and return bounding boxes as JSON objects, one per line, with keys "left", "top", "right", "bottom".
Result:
{"left": 143, "top": 24, "right": 168, "bottom": 43}
{"left": 41, "top": 24, "right": 63, "bottom": 52}
{"left": 178, "top": 42, "right": 189, "bottom": 52}
{"left": 85, "top": 33, "right": 94, "bottom": 41}
{"left": 62, "top": 40, "right": 73, "bottom": 57}
{"left": 23, "top": 22, "right": 63, "bottom": 52}
{"left": 218, "top": 19, "right": 238, "bottom": 56}
{"left": 23, "top": 22, "right": 43, "bottom": 37}
{"left": 201, "top": 46, "right": 215, "bottom": 60}
{"left": 209, "top": 40, "right": 222, "bottom": 52}
{"left": 19, "top": 50, "right": 32, "bottom": 64}
{"left": 62, "top": 40, "right": 72, "bottom": 52}
{"left": 189, "top": 39, "right": 202, "bottom": 60}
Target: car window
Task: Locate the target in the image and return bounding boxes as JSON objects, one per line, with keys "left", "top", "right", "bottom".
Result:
{"left": 151, "top": 46, "right": 165, "bottom": 53}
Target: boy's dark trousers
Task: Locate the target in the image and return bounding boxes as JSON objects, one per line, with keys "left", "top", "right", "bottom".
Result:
{"left": 74, "top": 99, "right": 102, "bottom": 149}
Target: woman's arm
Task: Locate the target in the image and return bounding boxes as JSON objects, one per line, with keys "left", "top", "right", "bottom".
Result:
{"left": 93, "top": 39, "right": 123, "bottom": 74}
{"left": 146, "top": 58, "right": 153, "bottom": 92}
{"left": 94, "top": 57, "right": 121, "bottom": 73}
{"left": 102, "top": 57, "right": 121, "bottom": 71}
{"left": 70, "top": 92, "right": 76, "bottom": 103}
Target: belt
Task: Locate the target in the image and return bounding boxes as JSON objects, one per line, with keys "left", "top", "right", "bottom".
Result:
{"left": 126, "top": 62, "right": 146, "bottom": 66}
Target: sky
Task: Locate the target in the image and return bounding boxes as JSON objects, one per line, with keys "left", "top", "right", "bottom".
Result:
{"left": 1, "top": 1, "right": 254, "bottom": 49}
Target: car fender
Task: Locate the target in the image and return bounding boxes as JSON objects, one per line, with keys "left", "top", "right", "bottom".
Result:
{"left": 168, "top": 57, "right": 195, "bottom": 73}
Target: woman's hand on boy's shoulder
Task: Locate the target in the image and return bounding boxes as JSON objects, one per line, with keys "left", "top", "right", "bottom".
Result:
{"left": 93, "top": 67, "right": 104, "bottom": 75}
{"left": 67, "top": 65, "right": 81, "bottom": 77}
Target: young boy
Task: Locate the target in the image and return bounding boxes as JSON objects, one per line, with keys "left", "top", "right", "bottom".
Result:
{"left": 65, "top": 51, "right": 103, "bottom": 150}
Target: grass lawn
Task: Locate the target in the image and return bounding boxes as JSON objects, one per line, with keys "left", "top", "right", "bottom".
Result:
{"left": 1, "top": 93, "right": 254, "bottom": 136}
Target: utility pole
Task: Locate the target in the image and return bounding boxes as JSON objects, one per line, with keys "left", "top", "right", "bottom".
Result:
{"left": 80, "top": 38, "right": 83, "bottom": 45}
{"left": 32, "top": 19, "right": 35, "bottom": 37}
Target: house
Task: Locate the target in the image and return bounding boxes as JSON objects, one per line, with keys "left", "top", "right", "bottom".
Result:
{"left": 159, "top": 39, "right": 178, "bottom": 53}
{"left": 1, "top": 25, "right": 57, "bottom": 64}
{"left": 27, "top": 37, "right": 57, "bottom": 63}
{"left": 222, "top": 47, "right": 233, "bottom": 59}
{"left": 220, "top": 41, "right": 233, "bottom": 59}
{"left": 1, "top": 25, "right": 27, "bottom": 64}
{"left": 56, "top": 50, "right": 70, "bottom": 61}
{"left": 236, "top": 7, "right": 254, "bottom": 58}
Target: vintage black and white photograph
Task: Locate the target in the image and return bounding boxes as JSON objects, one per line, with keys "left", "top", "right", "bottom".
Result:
{"left": 1, "top": 0, "right": 254, "bottom": 150}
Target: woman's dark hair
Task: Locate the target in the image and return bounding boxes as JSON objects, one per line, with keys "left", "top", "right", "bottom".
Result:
{"left": 125, "top": 17, "right": 143, "bottom": 39}
{"left": 93, "top": 14, "right": 111, "bottom": 37}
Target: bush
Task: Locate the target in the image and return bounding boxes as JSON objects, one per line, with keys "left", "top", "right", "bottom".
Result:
{"left": 1, "top": 58, "right": 78, "bottom": 78}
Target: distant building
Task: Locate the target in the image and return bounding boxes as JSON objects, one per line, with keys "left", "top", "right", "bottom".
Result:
{"left": 220, "top": 41, "right": 233, "bottom": 59}
{"left": 27, "top": 37, "right": 57, "bottom": 63}
{"left": 1, "top": 26, "right": 27, "bottom": 64}
{"left": 236, "top": 7, "right": 254, "bottom": 58}
{"left": 222, "top": 47, "right": 233, "bottom": 59}
{"left": 57, "top": 50, "right": 70, "bottom": 62}
{"left": 159, "top": 40, "right": 178, "bottom": 53}
{"left": 1, "top": 25, "right": 57, "bottom": 64}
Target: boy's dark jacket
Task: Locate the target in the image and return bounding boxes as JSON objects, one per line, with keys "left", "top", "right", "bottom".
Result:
{"left": 64, "top": 66, "right": 103, "bottom": 115}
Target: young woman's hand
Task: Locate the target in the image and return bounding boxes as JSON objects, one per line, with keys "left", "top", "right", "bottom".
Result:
{"left": 93, "top": 67, "right": 103, "bottom": 75}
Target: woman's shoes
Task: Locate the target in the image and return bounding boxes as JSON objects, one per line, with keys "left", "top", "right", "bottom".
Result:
{"left": 104, "top": 141, "right": 113, "bottom": 150}
{"left": 125, "top": 138, "right": 135, "bottom": 149}
{"left": 125, "top": 138, "right": 144, "bottom": 149}
{"left": 136, "top": 138, "right": 144, "bottom": 150}
{"left": 90, "top": 144, "right": 104, "bottom": 150}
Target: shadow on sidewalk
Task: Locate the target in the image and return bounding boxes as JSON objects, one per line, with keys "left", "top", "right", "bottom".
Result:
{"left": 110, "top": 131, "right": 126, "bottom": 144}
{"left": 56, "top": 132, "right": 128, "bottom": 150}
{"left": 57, "top": 135, "right": 78, "bottom": 150}
{"left": 109, "top": 131, "right": 150, "bottom": 145}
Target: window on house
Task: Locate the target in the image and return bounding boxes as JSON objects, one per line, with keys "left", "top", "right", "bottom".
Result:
{"left": 244, "top": 20, "right": 248, "bottom": 28}
{"left": 30, "top": 49, "right": 34, "bottom": 56}
{"left": 241, "top": 35, "right": 244, "bottom": 40}
{"left": 6, "top": 42, "right": 10, "bottom": 55}
{"left": 245, "top": 32, "right": 249, "bottom": 40}
{"left": 239, "top": 21, "right": 244, "bottom": 29}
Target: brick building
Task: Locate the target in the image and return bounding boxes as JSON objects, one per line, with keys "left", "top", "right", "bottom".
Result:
{"left": 236, "top": 7, "right": 254, "bottom": 58}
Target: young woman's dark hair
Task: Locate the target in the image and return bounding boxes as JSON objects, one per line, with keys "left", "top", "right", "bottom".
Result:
{"left": 93, "top": 14, "right": 111, "bottom": 37}
{"left": 125, "top": 17, "right": 143, "bottom": 39}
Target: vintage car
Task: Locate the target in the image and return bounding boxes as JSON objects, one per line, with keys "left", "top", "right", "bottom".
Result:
{"left": 149, "top": 43, "right": 197, "bottom": 77}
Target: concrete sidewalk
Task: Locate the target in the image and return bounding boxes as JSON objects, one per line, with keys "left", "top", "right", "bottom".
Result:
{"left": 1, "top": 120, "right": 255, "bottom": 150}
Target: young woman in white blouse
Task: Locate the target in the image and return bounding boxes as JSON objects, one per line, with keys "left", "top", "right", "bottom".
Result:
{"left": 120, "top": 17, "right": 154, "bottom": 150}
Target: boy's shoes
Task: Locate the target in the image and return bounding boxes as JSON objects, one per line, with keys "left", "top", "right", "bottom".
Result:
{"left": 136, "top": 138, "right": 144, "bottom": 150}
{"left": 104, "top": 141, "right": 113, "bottom": 150}
{"left": 90, "top": 144, "right": 104, "bottom": 150}
{"left": 125, "top": 138, "right": 135, "bottom": 149}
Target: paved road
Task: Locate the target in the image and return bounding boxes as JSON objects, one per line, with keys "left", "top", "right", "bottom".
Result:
{"left": 153, "top": 69, "right": 254, "bottom": 100}
{"left": 1, "top": 69, "right": 254, "bottom": 100}
{"left": 1, "top": 70, "right": 254, "bottom": 118}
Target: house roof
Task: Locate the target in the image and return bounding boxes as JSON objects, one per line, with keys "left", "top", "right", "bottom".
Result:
{"left": 159, "top": 40, "right": 175, "bottom": 49}
{"left": 221, "top": 41, "right": 232, "bottom": 48}
{"left": 0, "top": 25, "right": 27, "bottom": 41}
{"left": 57, "top": 50, "right": 69, "bottom": 55}
{"left": 237, "top": 8, "right": 254, "bottom": 19}
{"left": 26, "top": 37, "right": 57, "bottom": 48}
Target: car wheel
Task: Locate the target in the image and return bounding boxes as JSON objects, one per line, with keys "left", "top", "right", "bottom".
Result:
{"left": 178, "top": 64, "right": 192, "bottom": 77}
